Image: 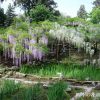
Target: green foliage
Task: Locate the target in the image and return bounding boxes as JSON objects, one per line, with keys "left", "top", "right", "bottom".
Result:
{"left": 14, "top": 15, "right": 26, "bottom": 24}
{"left": 13, "top": 81, "right": 69, "bottom": 100}
{"left": 13, "top": 16, "right": 29, "bottom": 31}
{"left": 6, "top": 27, "right": 16, "bottom": 35}
{"left": 57, "top": 16, "right": 88, "bottom": 26}
{"left": 66, "top": 17, "right": 84, "bottom": 22}
{"left": 0, "top": 28, "right": 6, "bottom": 34}
{"left": 0, "top": 80, "right": 21, "bottom": 100}
{"left": 90, "top": 7, "right": 100, "bottom": 24}
{"left": 93, "top": 0, "right": 100, "bottom": 8}
{"left": 16, "top": 22, "right": 29, "bottom": 31}
{"left": 20, "top": 64, "right": 100, "bottom": 81}
{"left": 0, "top": 8, "right": 6, "bottom": 27}
{"left": 5, "top": 3, "right": 15, "bottom": 27}
{"left": 65, "top": 17, "right": 86, "bottom": 25}
{"left": 30, "top": 5, "right": 55, "bottom": 22}
{"left": 77, "top": 5, "right": 87, "bottom": 19}
{"left": 57, "top": 16, "right": 67, "bottom": 25}
{"left": 0, "top": 80, "right": 71, "bottom": 100}
{"left": 15, "top": 0, "right": 56, "bottom": 15}
{"left": 41, "top": 20, "right": 54, "bottom": 32}
{"left": 48, "top": 81, "right": 69, "bottom": 100}
{"left": 14, "top": 84, "right": 47, "bottom": 100}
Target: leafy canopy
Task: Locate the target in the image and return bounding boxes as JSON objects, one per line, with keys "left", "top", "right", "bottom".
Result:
{"left": 30, "top": 4, "right": 55, "bottom": 22}
{"left": 90, "top": 7, "right": 100, "bottom": 24}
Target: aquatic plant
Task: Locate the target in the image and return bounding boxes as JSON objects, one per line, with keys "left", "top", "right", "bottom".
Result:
{"left": 47, "top": 81, "right": 69, "bottom": 100}
{"left": 20, "top": 64, "right": 100, "bottom": 81}
{"left": 0, "top": 80, "right": 21, "bottom": 100}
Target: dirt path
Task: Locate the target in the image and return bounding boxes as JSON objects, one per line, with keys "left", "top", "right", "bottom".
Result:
{"left": 2, "top": 77, "right": 50, "bottom": 85}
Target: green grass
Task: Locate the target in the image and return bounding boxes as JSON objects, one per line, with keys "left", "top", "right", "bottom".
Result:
{"left": 47, "top": 81, "right": 70, "bottom": 100}
{"left": 0, "top": 80, "right": 70, "bottom": 100}
{"left": 13, "top": 83, "right": 47, "bottom": 100}
{"left": 20, "top": 64, "right": 100, "bottom": 81}
{"left": 0, "top": 80, "right": 21, "bottom": 100}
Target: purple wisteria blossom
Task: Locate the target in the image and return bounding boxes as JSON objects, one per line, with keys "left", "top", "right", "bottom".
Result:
{"left": 15, "top": 58, "right": 19, "bottom": 66}
{"left": 37, "top": 50, "right": 44, "bottom": 61}
{"left": 30, "top": 39, "right": 36, "bottom": 44}
{"left": 32, "top": 48, "right": 38, "bottom": 59}
{"left": 8, "top": 35, "right": 16, "bottom": 44}
{"left": 0, "top": 31, "right": 48, "bottom": 66}
{"left": 39, "top": 36, "right": 48, "bottom": 45}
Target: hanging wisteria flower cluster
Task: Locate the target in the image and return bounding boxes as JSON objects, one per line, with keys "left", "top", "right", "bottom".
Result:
{"left": 49, "top": 22, "right": 85, "bottom": 48}
{"left": 0, "top": 21, "right": 99, "bottom": 66}
{"left": 0, "top": 27, "right": 48, "bottom": 66}
{"left": 83, "top": 42, "right": 95, "bottom": 58}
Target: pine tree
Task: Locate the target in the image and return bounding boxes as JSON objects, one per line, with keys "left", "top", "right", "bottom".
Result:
{"left": 0, "top": 7, "right": 6, "bottom": 27}
{"left": 90, "top": 7, "right": 100, "bottom": 24}
{"left": 0, "top": 0, "right": 4, "bottom": 2}
{"left": 5, "top": 4, "right": 15, "bottom": 26}
{"left": 93, "top": 0, "right": 100, "bottom": 8}
{"left": 77, "top": 5, "right": 87, "bottom": 19}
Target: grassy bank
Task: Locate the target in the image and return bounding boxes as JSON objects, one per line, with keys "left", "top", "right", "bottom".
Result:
{"left": 20, "top": 64, "right": 100, "bottom": 81}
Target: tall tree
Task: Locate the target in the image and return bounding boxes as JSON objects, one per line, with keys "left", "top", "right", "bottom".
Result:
{"left": 30, "top": 4, "right": 55, "bottom": 22}
{"left": 0, "top": 7, "right": 6, "bottom": 27}
{"left": 14, "top": 0, "right": 57, "bottom": 15}
{"left": 93, "top": 0, "right": 100, "bottom": 8}
{"left": 0, "top": 0, "right": 4, "bottom": 2}
{"left": 77, "top": 5, "right": 87, "bottom": 19}
{"left": 5, "top": 4, "right": 15, "bottom": 26}
{"left": 90, "top": 7, "right": 100, "bottom": 24}
{"left": 0, "top": 0, "right": 4, "bottom": 6}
